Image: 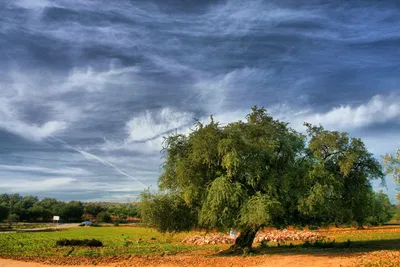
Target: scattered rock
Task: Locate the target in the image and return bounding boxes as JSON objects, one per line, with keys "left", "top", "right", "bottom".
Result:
{"left": 182, "top": 229, "right": 323, "bottom": 246}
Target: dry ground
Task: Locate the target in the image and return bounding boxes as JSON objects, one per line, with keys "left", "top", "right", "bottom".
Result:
{"left": 1, "top": 250, "right": 400, "bottom": 267}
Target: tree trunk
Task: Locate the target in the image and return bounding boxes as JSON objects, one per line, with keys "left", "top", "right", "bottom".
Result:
{"left": 229, "top": 226, "right": 259, "bottom": 253}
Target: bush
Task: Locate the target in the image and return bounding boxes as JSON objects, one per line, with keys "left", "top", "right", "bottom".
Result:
{"left": 139, "top": 191, "right": 197, "bottom": 233}
{"left": 56, "top": 239, "right": 103, "bottom": 247}
{"left": 97, "top": 212, "right": 111, "bottom": 223}
{"left": 0, "top": 205, "right": 9, "bottom": 222}
{"left": 7, "top": 214, "right": 19, "bottom": 226}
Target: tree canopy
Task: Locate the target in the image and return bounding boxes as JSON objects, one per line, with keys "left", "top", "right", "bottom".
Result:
{"left": 383, "top": 148, "right": 400, "bottom": 201}
{"left": 140, "top": 107, "right": 386, "bottom": 250}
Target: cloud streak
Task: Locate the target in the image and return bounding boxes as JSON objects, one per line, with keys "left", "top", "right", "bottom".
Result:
{"left": 51, "top": 136, "right": 149, "bottom": 189}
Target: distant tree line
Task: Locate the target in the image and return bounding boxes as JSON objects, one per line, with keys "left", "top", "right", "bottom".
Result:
{"left": 0, "top": 194, "right": 140, "bottom": 223}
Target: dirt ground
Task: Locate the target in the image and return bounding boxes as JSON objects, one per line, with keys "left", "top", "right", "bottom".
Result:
{"left": 0, "top": 251, "right": 377, "bottom": 267}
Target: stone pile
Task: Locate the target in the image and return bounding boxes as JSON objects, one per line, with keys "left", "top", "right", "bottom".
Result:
{"left": 254, "top": 229, "right": 323, "bottom": 243}
{"left": 182, "top": 229, "right": 323, "bottom": 246}
{"left": 182, "top": 234, "right": 235, "bottom": 245}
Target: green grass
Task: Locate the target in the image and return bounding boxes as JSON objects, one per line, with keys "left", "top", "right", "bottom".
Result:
{"left": 0, "top": 226, "right": 206, "bottom": 258}
{"left": 0, "top": 226, "right": 399, "bottom": 259}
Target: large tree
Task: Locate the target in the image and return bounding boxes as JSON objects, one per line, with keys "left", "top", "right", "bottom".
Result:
{"left": 141, "top": 107, "right": 384, "bottom": 251}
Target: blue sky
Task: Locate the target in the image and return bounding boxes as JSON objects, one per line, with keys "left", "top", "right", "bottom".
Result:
{"left": 0, "top": 0, "right": 399, "bottom": 202}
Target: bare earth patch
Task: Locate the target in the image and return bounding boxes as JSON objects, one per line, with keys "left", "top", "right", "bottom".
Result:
{"left": 0, "top": 250, "right": 373, "bottom": 267}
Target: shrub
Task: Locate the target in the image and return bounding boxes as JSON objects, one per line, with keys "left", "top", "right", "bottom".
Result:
{"left": 97, "top": 212, "right": 111, "bottom": 223}
{"left": 56, "top": 239, "right": 103, "bottom": 247}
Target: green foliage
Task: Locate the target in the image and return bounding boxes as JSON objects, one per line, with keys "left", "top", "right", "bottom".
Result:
{"left": 0, "top": 193, "right": 139, "bottom": 223}
{"left": 148, "top": 107, "right": 309, "bottom": 236}
{"left": 301, "top": 123, "right": 384, "bottom": 227}
{"left": 7, "top": 214, "right": 19, "bottom": 225}
{"left": 106, "top": 203, "right": 140, "bottom": 219}
{"left": 238, "top": 193, "right": 283, "bottom": 228}
{"left": 142, "top": 106, "right": 385, "bottom": 248}
{"left": 84, "top": 204, "right": 105, "bottom": 217}
{"left": 140, "top": 190, "right": 197, "bottom": 233}
{"left": 0, "top": 205, "right": 9, "bottom": 222}
{"left": 61, "top": 201, "right": 84, "bottom": 222}
{"left": 97, "top": 212, "right": 112, "bottom": 223}
{"left": 383, "top": 148, "right": 400, "bottom": 201}
{"left": 367, "top": 191, "right": 396, "bottom": 225}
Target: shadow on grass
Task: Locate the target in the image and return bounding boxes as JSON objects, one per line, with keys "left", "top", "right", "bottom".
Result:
{"left": 214, "top": 239, "right": 400, "bottom": 258}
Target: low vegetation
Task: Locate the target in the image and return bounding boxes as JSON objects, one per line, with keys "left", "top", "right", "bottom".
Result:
{"left": 0, "top": 227, "right": 198, "bottom": 258}
{"left": 0, "top": 226, "right": 399, "bottom": 262}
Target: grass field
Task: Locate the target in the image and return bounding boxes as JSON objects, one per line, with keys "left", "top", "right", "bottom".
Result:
{"left": 0, "top": 226, "right": 206, "bottom": 257}
{"left": 0, "top": 225, "right": 399, "bottom": 266}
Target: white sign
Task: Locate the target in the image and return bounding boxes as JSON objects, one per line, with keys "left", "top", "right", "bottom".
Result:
{"left": 230, "top": 228, "right": 238, "bottom": 238}
{"left": 53, "top": 216, "right": 60, "bottom": 221}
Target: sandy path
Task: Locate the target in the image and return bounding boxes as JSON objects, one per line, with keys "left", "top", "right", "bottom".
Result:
{"left": 0, "top": 224, "right": 80, "bottom": 234}
{"left": 0, "top": 253, "right": 356, "bottom": 267}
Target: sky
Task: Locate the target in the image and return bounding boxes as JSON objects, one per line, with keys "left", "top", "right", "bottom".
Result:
{"left": 0, "top": 0, "right": 399, "bottom": 203}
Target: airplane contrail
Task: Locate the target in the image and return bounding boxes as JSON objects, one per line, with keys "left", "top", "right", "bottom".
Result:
{"left": 50, "top": 136, "right": 149, "bottom": 190}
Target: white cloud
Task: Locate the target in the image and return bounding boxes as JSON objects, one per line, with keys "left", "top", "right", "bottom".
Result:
{"left": 0, "top": 178, "right": 77, "bottom": 192}
{"left": 303, "top": 95, "right": 400, "bottom": 129}
{"left": 281, "top": 95, "right": 400, "bottom": 131}
{"left": 193, "top": 68, "right": 268, "bottom": 113}
{"left": 99, "top": 107, "right": 193, "bottom": 155}
{"left": 0, "top": 98, "right": 67, "bottom": 140}
{"left": 61, "top": 66, "right": 141, "bottom": 93}
{"left": 0, "top": 165, "right": 91, "bottom": 176}
{"left": 0, "top": 64, "right": 143, "bottom": 141}
{"left": 13, "top": 0, "right": 56, "bottom": 10}
{"left": 126, "top": 107, "right": 193, "bottom": 142}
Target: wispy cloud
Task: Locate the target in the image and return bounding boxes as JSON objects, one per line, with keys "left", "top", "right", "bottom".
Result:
{"left": 51, "top": 136, "right": 149, "bottom": 189}
{"left": 0, "top": 165, "right": 91, "bottom": 176}
{"left": 126, "top": 107, "right": 193, "bottom": 142}
{"left": 0, "top": 98, "right": 67, "bottom": 140}
{"left": 61, "top": 66, "right": 141, "bottom": 93}
{"left": 282, "top": 94, "right": 400, "bottom": 131}
{"left": 0, "top": 177, "right": 77, "bottom": 192}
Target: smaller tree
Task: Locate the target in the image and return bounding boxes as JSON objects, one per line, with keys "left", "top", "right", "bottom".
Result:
{"left": 60, "top": 201, "right": 84, "bottom": 222}
{"left": 97, "top": 211, "right": 112, "bottom": 223}
{"left": 84, "top": 204, "right": 105, "bottom": 217}
{"left": 8, "top": 214, "right": 19, "bottom": 227}
{"left": 383, "top": 148, "right": 400, "bottom": 201}
{"left": 29, "top": 203, "right": 48, "bottom": 221}
{"left": 0, "top": 205, "right": 9, "bottom": 222}
{"left": 140, "top": 190, "right": 197, "bottom": 233}
{"left": 395, "top": 205, "right": 400, "bottom": 221}
{"left": 366, "top": 191, "right": 396, "bottom": 225}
